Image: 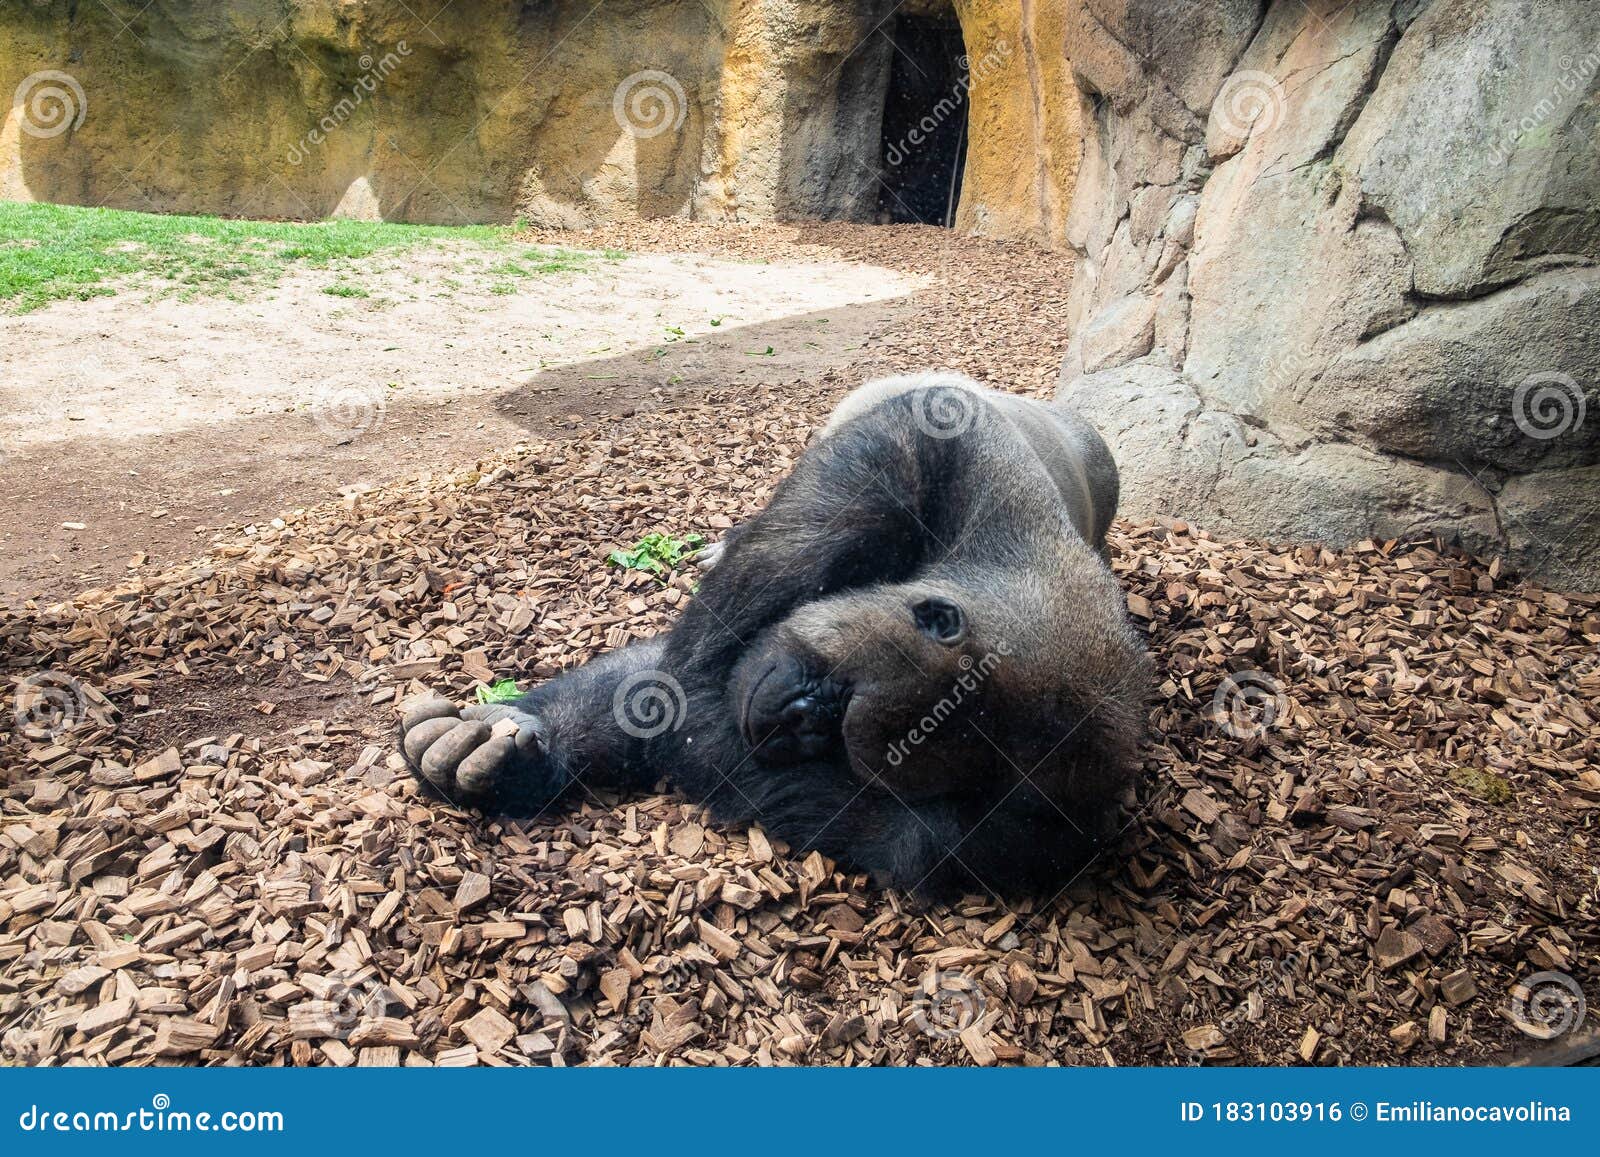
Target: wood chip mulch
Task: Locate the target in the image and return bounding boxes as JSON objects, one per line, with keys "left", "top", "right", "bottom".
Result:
{"left": 1, "top": 224, "right": 1595, "bottom": 1068}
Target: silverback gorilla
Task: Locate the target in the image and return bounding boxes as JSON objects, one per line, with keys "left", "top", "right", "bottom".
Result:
{"left": 400, "top": 373, "right": 1152, "bottom": 895}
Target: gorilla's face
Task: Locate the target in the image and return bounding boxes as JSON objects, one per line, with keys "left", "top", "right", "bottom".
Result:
{"left": 731, "top": 582, "right": 1010, "bottom": 798}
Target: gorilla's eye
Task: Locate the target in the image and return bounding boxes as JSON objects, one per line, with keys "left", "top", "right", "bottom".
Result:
{"left": 911, "top": 596, "right": 966, "bottom": 645}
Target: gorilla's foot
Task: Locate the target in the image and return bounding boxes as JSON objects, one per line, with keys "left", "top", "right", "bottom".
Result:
{"left": 399, "top": 695, "right": 554, "bottom": 812}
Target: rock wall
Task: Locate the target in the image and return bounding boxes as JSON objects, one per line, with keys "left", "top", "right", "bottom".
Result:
{"left": 0, "top": 0, "right": 899, "bottom": 225}
{"left": 1054, "top": 0, "right": 1600, "bottom": 590}
{"left": 951, "top": 0, "right": 1081, "bottom": 244}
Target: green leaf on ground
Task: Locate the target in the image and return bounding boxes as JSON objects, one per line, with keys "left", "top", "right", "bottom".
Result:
{"left": 1447, "top": 766, "right": 1514, "bottom": 805}
{"left": 475, "top": 679, "right": 523, "bottom": 705}
{"left": 606, "top": 531, "right": 706, "bottom": 578}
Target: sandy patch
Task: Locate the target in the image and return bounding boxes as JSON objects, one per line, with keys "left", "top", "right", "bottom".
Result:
{"left": 0, "top": 241, "right": 920, "bottom": 597}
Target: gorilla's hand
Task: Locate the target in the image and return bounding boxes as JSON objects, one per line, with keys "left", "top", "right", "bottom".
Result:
{"left": 399, "top": 695, "right": 556, "bottom": 811}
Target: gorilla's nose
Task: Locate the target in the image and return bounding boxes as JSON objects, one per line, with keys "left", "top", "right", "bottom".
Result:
{"left": 739, "top": 653, "right": 845, "bottom": 764}
{"left": 781, "top": 696, "right": 825, "bottom": 732}
{"left": 759, "top": 691, "right": 841, "bottom": 762}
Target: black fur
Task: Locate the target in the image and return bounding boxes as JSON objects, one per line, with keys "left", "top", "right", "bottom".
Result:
{"left": 405, "top": 378, "right": 1152, "bottom": 897}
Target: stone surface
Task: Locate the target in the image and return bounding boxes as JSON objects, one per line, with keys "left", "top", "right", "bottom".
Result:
{"left": 950, "top": 0, "right": 1081, "bottom": 244}
{"left": 0, "top": 0, "right": 900, "bottom": 226}
{"left": 1054, "top": 0, "right": 1600, "bottom": 589}
{"left": 0, "top": 0, "right": 1089, "bottom": 238}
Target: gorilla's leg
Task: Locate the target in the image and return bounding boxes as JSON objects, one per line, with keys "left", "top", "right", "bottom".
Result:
{"left": 400, "top": 638, "right": 669, "bottom": 815}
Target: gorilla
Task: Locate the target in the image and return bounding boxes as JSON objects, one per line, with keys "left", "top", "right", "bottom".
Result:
{"left": 400, "top": 372, "right": 1151, "bottom": 896}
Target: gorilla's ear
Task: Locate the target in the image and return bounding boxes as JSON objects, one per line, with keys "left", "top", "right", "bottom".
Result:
{"left": 911, "top": 596, "right": 966, "bottom": 645}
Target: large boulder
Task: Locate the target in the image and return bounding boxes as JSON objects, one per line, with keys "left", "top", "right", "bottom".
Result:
{"left": 1056, "top": 0, "right": 1600, "bottom": 589}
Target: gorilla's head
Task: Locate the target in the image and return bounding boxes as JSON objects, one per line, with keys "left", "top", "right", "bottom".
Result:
{"left": 730, "top": 550, "right": 1149, "bottom": 807}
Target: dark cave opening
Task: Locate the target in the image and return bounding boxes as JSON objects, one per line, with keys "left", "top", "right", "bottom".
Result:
{"left": 876, "top": 11, "right": 970, "bottom": 226}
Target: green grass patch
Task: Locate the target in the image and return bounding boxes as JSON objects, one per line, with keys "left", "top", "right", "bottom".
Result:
{"left": 322, "top": 281, "right": 371, "bottom": 298}
{"left": 490, "top": 251, "right": 592, "bottom": 278}
{"left": 0, "top": 202, "right": 617, "bottom": 313}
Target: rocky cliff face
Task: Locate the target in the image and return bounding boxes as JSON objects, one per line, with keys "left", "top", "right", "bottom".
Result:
{"left": 1053, "top": 0, "right": 1600, "bottom": 589}
{"left": 0, "top": 0, "right": 900, "bottom": 225}
{"left": 950, "top": 0, "right": 1081, "bottom": 244}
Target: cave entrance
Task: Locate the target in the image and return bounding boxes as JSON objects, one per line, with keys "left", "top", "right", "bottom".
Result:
{"left": 876, "top": 7, "right": 969, "bottom": 226}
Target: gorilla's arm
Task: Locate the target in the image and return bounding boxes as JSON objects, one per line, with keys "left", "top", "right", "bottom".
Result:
{"left": 402, "top": 638, "right": 667, "bottom": 814}
{"left": 668, "top": 397, "right": 953, "bottom": 672}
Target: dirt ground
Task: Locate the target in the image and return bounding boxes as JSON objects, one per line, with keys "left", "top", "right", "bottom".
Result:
{"left": 0, "top": 238, "right": 920, "bottom": 600}
{"left": 1, "top": 222, "right": 1595, "bottom": 1069}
